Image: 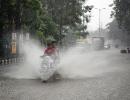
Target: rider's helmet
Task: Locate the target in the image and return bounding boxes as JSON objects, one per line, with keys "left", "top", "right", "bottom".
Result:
{"left": 46, "top": 36, "right": 57, "bottom": 47}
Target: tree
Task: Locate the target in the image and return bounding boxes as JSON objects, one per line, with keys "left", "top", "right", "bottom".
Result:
{"left": 107, "top": 19, "right": 124, "bottom": 40}
{"left": 43, "top": 0, "right": 92, "bottom": 36}
{"left": 0, "top": 0, "right": 57, "bottom": 41}
{"left": 0, "top": 0, "right": 92, "bottom": 45}
{"left": 112, "top": 0, "right": 130, "bottom": 33}
{"left": 107, "top": 19, "right": 130, "bottom": 46}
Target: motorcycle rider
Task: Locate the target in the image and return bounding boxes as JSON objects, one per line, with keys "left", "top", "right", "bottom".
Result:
{"left": 44, "top": 41, "right": 59, "bottom": 60}
{"left": 41, "top": 41, "right": 59, "bottom": 83}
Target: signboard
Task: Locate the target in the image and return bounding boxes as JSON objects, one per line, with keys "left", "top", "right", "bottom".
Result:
{"left": 11, "top": 33, "right": 17, "bottom": 54}
{"left": 19, "top": 34, "right": 23, "bottom": 54}
{"left": 11, "top": 41, "right": 16, "bottom": 54}
{"left": 12, "top": 33, "right": 17, "bottom": 40}
{"left": 19, "top": 34, "right": 23, "bottom": 41}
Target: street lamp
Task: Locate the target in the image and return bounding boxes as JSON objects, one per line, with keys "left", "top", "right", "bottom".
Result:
{"left": 95, "top": 8, "right": 106, "bottom": 35}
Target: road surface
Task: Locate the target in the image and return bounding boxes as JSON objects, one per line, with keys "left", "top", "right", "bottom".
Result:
{"left": 0, "top": 49, "right": 130, "bottom": 100}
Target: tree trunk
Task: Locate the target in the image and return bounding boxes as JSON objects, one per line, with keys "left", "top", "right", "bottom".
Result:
{"left": 15, "top": 0, "right": 22, "bottom": 31}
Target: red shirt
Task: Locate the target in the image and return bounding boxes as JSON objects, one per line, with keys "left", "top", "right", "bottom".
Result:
{"left": 44, "top": 47, "right": 56, "bottom": 56}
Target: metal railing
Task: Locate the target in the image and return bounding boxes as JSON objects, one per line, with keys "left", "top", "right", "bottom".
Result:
{"left": 0, "top": 57, "right": 24, "bottom": 66}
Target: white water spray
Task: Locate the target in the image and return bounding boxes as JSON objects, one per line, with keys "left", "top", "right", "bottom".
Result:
{"left": 4, "top": 40, "right": 124, "bottom": 79}
{"left": 5, "top": 40, "right": 43, "bottom": 79}
{"left": 58, "top": 47, "right": 123, "bottom": 79}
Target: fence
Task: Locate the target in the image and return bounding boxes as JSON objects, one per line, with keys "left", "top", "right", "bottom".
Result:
{"left": 0, "top": 57, "right": 24, "bottom": 66}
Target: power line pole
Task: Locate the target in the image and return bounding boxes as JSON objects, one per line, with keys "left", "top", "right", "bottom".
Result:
{"left": 95, "top": 8, "right": 106, "bottom": 36}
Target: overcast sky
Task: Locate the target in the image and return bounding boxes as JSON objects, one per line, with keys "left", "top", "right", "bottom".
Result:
{"left": 85, "top": 0, "right": 114, "bottom": 31}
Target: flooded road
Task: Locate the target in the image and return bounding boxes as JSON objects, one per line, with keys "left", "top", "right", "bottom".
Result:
{"left": 0, "top": 48, "right": 130, "bottom": 100}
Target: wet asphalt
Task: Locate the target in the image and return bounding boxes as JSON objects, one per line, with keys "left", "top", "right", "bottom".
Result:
{"left": 0, "top": 53, "right": 130, "bottom": 100}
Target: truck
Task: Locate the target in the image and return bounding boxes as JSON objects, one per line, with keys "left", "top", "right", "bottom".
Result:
{"left": 91, "top": 37, "right": 104, "bottom": 50}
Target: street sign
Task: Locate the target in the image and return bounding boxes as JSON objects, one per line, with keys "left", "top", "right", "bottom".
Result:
{"left": 11, "top": 41, "right": 16, "bottom": 54}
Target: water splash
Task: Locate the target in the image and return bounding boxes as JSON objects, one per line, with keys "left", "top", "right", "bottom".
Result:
{"left": 57, "top": 46, "right": 124, "bottom": 79}
{"left": 4, "top": 40, "right": 43, "bottom": 79}
{"left": 4, "top": 40, "right": 124, "bottom": 79}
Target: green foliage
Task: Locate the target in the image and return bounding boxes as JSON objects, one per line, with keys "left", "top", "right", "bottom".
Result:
{"left": 113, "top": 0, "right": 130, "bottom": 33}
{"left": 107, "top": 19, "right": 124, "bottom": 40}
{"left": 43, "top": 0, "right": 92, "bottom": 34}
{"left": 0, "top": 0, "right": 57, "bottom": 42}
{"left": 0, "top": 0, "right": 92, "bottom": 44}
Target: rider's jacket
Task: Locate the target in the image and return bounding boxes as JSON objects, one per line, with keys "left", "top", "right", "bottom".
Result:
{"left": 44, "top": 46, "right": 56, "bottom": 56}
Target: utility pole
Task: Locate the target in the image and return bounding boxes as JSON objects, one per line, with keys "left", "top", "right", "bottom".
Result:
{"left": 99, "top": 9, "right": 101, "bottom": 33}
{"left": 95, "top": 8, "right": 106, "bottom": 36}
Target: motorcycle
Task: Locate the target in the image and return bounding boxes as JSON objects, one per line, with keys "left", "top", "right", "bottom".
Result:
{"left": 39, "top": 55, "right": 61, "bottom": 82}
